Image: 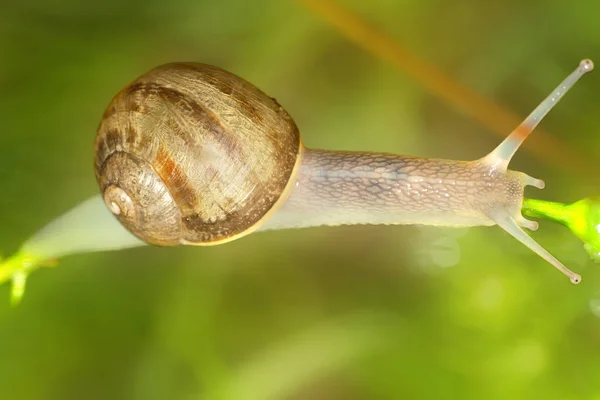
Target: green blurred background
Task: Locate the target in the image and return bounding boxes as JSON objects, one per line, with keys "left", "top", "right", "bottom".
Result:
{"left": 1, "top": 0, "right": 600, "bottom": 399}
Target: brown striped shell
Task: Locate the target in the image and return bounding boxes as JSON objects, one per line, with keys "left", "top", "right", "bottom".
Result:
{"left": 94, "top": 63, "right": 301, "bottom": 246}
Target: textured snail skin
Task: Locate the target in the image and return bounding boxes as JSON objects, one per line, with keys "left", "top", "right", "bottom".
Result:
{"left": 261, "top": 149, "right": 527, "bottom": 231}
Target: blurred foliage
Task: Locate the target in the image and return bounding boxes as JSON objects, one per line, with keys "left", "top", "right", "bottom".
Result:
{"left": 1, "top": 0, "right": 600, "bottom": 399}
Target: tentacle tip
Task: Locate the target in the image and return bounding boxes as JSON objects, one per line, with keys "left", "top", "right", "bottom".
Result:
{"left": 517, "top": 215, "right": 539, "bottom": 231}
{"left": 580, "top": 59, "right": 594, "bottom": 73}
{"left": 522, "top": 174, "right": 545, "bottom": 190}
{"left": 531, "top": 179, "right": 545, "bottom": 190}
{"left": 570, "top": 273, "right": 582, "bottom": 285}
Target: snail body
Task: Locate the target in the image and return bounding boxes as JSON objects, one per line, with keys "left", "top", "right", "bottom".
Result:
{"left": 94, "top": 60, "right": 595, "bottom": 283}
{"left": 260, "top": 149, "right": 532, "bottom": 231}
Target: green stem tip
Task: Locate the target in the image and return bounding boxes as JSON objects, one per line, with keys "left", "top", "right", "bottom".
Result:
{"left": 0, "top": 251, "right": 55, "bottom": 306}
{"left": 523, "top": 196, "right": 600, "bottom": 263}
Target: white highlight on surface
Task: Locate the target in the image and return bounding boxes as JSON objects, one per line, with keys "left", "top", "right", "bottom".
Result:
{"left": 109, "top": 201, "right": 121, "bottom": 215}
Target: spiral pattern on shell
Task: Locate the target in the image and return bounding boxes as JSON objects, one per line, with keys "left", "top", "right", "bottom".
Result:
{"left": 94, "top": 63, "right": 301, "bottom": 246}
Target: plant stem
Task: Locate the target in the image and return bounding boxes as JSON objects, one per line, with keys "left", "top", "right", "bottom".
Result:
{"left": 521, "top": 198, "right": 574, "bottom": 226}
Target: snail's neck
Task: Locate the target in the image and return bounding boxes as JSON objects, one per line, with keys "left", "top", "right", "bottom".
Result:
{"left": 258, "top": 148, "right": 496, "bottom": 232}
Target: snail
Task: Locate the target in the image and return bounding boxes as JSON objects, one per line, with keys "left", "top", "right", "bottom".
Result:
{"left": 92, "top": 59, "right": 594, "bottom": 284}
{"left": 0, "top": 58, "right": 594, "bottom": 305}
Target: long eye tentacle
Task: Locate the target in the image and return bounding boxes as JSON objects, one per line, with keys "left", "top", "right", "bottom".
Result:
{"left": 484, "top": 59, "right": 594, "bottom": 170}
{"left": 483, "top": 59, "right": 594, "bottom": 284}
{"left": 491, "top": 211, "right": 581, "bottom": 284}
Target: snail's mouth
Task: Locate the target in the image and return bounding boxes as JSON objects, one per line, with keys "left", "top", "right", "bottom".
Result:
{"left": 97, "top": 151, "right": 183, "bottom": 247}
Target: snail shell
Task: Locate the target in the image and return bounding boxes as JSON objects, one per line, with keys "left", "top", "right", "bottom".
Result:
{"left": 94, "top": 63, "right": 302, "bottom": 246}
